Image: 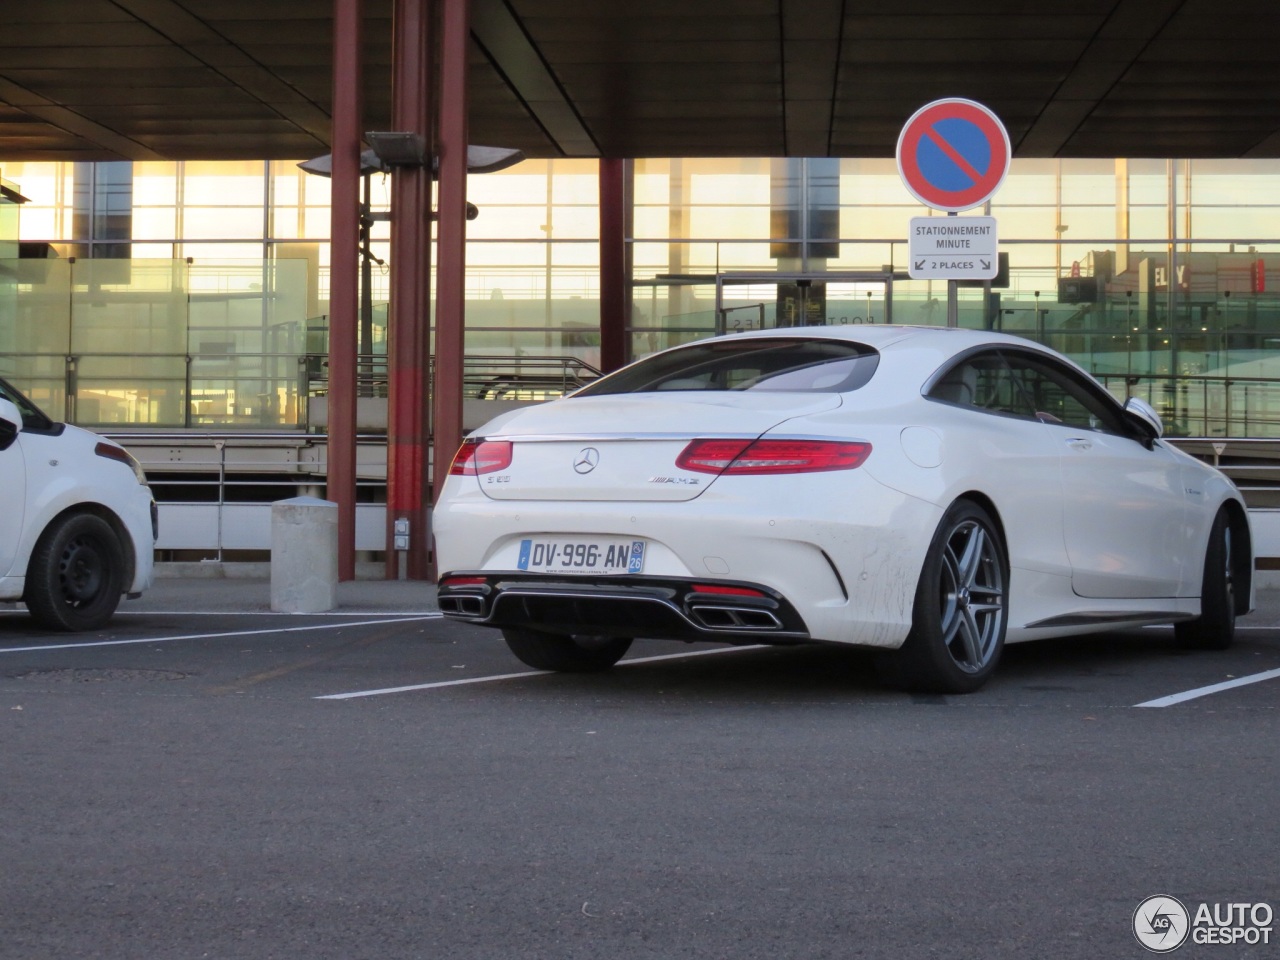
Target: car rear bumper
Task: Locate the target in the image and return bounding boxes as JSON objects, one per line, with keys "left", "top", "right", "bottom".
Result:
{"left": 122, "top": 494, "right": 157, "bottom": 594}
{"left": 438, "top": 572, "right": 811, "bottom": 644}
{"left": 433, "top": 473, "right": 940, "bottom": 649}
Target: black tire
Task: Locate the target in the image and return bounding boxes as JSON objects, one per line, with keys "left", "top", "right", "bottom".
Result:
{"left": 1175, "top": 510, "right": 1236, "bottom": 651}
{"left": 24, "top": 513, "right": 127, "bottom": 632}
{"left": 877, "top": 500, "right": 1008, "bottom": 694}
{"left": 502, "top": 627, "right": 633, "bottom": 673}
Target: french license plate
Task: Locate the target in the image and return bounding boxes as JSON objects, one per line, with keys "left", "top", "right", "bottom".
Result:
{"left": 517, "top": 538, "right": 645, "bottom": 575}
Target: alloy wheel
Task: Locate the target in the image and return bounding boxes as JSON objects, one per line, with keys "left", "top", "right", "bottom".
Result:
{"left": 937, "top": 519, "right": 1006, "bottom": 674}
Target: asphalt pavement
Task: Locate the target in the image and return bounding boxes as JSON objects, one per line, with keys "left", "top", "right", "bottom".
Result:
{"left": 1, "top": 566, "right": 1277, "bottom": 960}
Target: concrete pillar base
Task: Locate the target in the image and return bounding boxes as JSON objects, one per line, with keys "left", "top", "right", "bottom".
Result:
{"left": 271, "top": 496, "right": 339, "bottom": 613}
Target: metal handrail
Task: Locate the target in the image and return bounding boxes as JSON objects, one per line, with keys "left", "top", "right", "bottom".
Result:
{"left": 14, "top": 344, "right": 1280, "bottom": 437}
{"left": 98, "top": 431, "right": 388, "bottom": 561}
{"left": 1098, "top": 371, "right": 1280, "bottom": 438}
{"left": 304, "top": 353, "right": 603, "bottom": 400}
{"left": 2, "top": 350, "right": 603, "bottom": 428}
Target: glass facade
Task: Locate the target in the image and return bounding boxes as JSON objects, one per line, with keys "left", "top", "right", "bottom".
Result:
{"left": 0, "top": 174, "right": 20, "bottom": 259}
{"left": 632, "top": 157, "right": 1280, "bottom": 437}
{"left": 1, "top": 156, "right": 1278, "bottom": 436}
{"left": 0, "top": 255, "right": 310, "bottom": 428}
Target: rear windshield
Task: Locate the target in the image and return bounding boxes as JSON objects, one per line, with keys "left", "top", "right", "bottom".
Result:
{"left": 574, "top": 337, "right": 880, "bottom": 396}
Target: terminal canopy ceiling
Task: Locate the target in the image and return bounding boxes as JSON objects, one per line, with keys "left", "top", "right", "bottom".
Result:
{"left": 1, "top": 0, "right": 1279, "bottom": 163}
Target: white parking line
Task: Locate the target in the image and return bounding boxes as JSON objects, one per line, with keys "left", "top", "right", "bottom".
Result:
{"left": 123, "top": 611, "right": 442, "bottom": 618}
{"left": 1, "top": 610, "right": 441, "bottom": 618}
{"left": 1143, "top": 624, "right": 1276, "bottom": 631}
{"left": 0, "top": 616, "right": 440, "bottom": 654}
{"left": 315, "top": 644, "right": 765, "bottom": 700}
{"left": 1135, "top": 667, "right": 1280, "bottom": 707}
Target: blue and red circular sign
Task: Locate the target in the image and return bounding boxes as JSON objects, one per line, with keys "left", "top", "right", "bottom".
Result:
{"left": 896, "top": 99, "right": 1011, "bottom": 212}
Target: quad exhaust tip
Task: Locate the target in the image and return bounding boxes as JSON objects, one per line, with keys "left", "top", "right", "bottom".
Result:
{"left": 688, "top": 604, "right": 783, "bottom": 631}
{"left": 439, "top": 594, "right": 486, "bottom": 617}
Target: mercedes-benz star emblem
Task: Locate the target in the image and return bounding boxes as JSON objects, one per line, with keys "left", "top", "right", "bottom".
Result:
{"left": 573, "top": 447, "right": 600, "bottom": 474}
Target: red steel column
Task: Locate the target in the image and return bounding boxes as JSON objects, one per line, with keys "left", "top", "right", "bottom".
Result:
{"left": 598, "top": 157, "right": 627, "bottom": 372}
{"left": 385, "top": 0, "right": 433, "bottom": 579}
{"left": 329, "top": 0, "right": 362, "bottom": 580}
{"left": 431, "top": 0, "right": 469, "bottom": 576}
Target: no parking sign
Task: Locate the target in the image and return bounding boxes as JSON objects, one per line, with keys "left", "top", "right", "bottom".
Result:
{"left": 896, "top": 99, "right": 1011, "bottom": 212}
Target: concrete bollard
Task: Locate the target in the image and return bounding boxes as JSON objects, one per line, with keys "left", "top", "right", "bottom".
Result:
{"left": 270, "top": 496, "right": 339, "bottom": 613}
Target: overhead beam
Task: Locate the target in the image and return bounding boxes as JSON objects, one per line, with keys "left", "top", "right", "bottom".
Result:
{"left": 1244, "top": 129, "right": 1280, "bottom": 159}
{"left": 111, "top": 0, "right": 335, "bottom": 145}
{"left": 470, "top": 0, "right": 598, "bottom": 156}
{"left": 3, "top": 5, "right": 1280, "bottom": 161}
{"left": 1016, "top": 0, "right": 1183, "bottom": 156}
{"left": 0, "top": 77, "right": 163, "bottom": 161}
{"left": 781, "top": 0, "right": 843, "bottom": 157}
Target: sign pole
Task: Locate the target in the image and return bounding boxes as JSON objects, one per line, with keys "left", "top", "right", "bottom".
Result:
{"left": 946, "top": 212, "right": 958, "bottom": 327}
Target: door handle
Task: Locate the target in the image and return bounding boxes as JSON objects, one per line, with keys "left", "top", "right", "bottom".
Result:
{"left": 1066, "top": 437, "right": 1093, "bottom": 451}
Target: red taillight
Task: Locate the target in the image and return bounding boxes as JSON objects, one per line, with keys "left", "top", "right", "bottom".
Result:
{"left": 674, "top": 438, "right": 754, "bottom": 473}
{"left": 441, "top": 575, "right": 488, "bottom": 588}
{"left": 676, "top": 438, "right": 870, "bottom": 475}
{"left": 691, "top": 583, "right": 767, "bottom": 597}
{"left": 449, "top": 440, "right": 513, "bottom": 475}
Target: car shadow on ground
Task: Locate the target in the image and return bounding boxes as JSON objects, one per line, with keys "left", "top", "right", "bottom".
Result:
{"left": 0, "top": 610, "right": 50, "bottom": 639}
{"left": 545, "top": 642, "right": 888, "bottom": 702}
{"left": 0, "top": 612, "right": 156, "bottom": 645}
{"left": 535, "top": 627, "right": 1244, "bottom": 703}
{"left": 995, "top": 626, "right": 1235, "bottom": 681}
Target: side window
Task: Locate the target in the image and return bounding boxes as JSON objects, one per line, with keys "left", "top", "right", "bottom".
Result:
{"left": 0, "top": 378, "right": 55, "bottom": 432}
{"left": 927, "top": 352, "right": 1036, "bottom": 419}
{"left": 1000, "top": 351, "right": 1129, "bottom": 435}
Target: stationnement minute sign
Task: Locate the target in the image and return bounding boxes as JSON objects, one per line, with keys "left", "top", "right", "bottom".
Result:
{"left": 896, "top": 99, "right": 1011, "bottom": 213}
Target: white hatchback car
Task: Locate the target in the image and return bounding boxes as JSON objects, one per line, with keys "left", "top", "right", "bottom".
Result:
{"left": 434, "top": 326, "right": 1253, "bottom": 693}
{"left": 0, "top": 378, "right": 156, "bottom": 630}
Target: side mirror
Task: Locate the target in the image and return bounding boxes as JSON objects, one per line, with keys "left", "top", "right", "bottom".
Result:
{"left": 0, "top": 397, "right": 20, "bottom": 451}
{"left": 1123, "top": 396, "right": 1163, "bottom": 445}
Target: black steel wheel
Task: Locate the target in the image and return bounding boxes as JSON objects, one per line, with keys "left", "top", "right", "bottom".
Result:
{"left": 24, "top": 513, "right": 127, "bottom": 632}
{"left": 1175, "top": 509, "right": 1236, "bottom": 651}
{"left": 878, "top": 500, "right": 1008, "bottom": 694}
{"left": 501, "top": 627, "right": 633, "bottom": 673}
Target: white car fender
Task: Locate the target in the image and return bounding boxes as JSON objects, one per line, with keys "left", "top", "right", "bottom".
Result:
{"left": 1178, "top": 462, "right": 1254, "bottom": 609}
{"left": 6, "top": 429, "right": 152, "bottom": 597}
